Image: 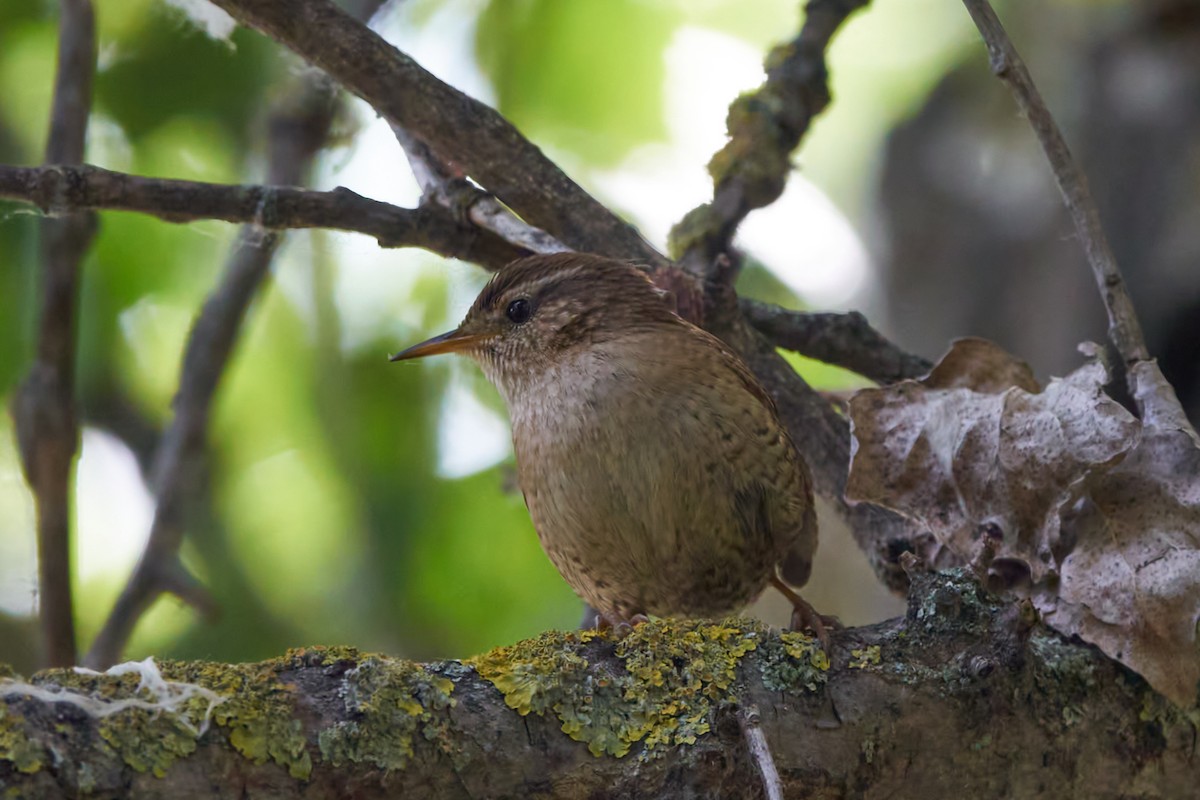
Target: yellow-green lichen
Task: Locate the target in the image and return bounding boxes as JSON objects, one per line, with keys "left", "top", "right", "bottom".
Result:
{"left": 763, "top": 42, "right": 797, "bottom": 74}
{"left": 160, "top": 657, "right": 313, "bottom": 779}
{"left": 0, "top": 704, "right": 45, "bottom": 774}
{"left": 2, "top": 664, "right": 220, "bottom": 780}
{"left": 317, "top": 656, "right": 456, "bottom": 772}
{"left": 850, "top": 646, "right": 882, "bottom": 669}
{"left": 97, "top": 707, "right": 200, "bottom": 778}
{"left": 861, "top": 735, "right": 875, "bottom": 765}
{"left": 666, "top": 203, "right": 723, "bottom": 261}
{"left": 758, "top": 630, "right": 830, "bottom": 693}
{"left": 470, "top": 619, "right": 780, "bottom": 759}
{"left": 469, "top": 628, "right": 630, "bottom": 756}
{"left": 292, "top": 644, "right": 365, "bottom": 668}
{"left": 706, "top": 91, "right": 792, "bottom": 204}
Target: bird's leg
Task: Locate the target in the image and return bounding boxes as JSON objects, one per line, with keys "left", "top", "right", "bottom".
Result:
{"left": 771, "top": 575, "right": 840, "bottom": 651}
{"left": 579, "top": 604, "right": 603, "bottom": 630}
{"left": 593, "top": 610, "right": 651, "bottom": 637}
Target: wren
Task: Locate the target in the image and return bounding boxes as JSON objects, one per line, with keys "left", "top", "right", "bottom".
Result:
{"left": 392, "top": 253, "right": 828, "bottom": 642}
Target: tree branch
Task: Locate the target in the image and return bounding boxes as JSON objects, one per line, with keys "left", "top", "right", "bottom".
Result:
{"left": 206, "top": 0, "right": 664, "bottom": 266}
{"left": 960, "top": 0, "right": 1150, "bottom": 374}
{"left": 742, "top": 299, "right": 932, "bottom": 384}
{"left": 2, "top": 572, "right": 1192, "bottom": 798}
{"left": 0, "top": 164, "right": 523, "bottom": 269}
{"left": 390, "top": 123, "right": 569, "bottom": 256}
{"left": 11, "top": 0, "right": 97, "bottom": 668}
{"left": 671, "top": 0, "right": 869, "bottom": 279}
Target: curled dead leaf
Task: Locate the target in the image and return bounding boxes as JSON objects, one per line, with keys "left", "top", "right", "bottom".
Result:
{"left": 848, "top": 340, "right": 1200, "bottom": 705}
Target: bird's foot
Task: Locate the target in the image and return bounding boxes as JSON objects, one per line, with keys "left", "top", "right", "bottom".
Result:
{"left": 594, "top": 611, "right": 650, "bottom": 638}
{"left": 771, "top": 575, "right": 840, "bottom": 651}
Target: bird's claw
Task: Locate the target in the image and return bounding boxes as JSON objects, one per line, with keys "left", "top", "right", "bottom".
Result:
{"left": 595, "top": 612, "right": 650, "bottom": 638}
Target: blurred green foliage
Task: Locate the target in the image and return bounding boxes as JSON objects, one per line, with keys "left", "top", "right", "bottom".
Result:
{"left": 476, "top": 0, "right": 678, "bottom": 166}
{"left": 0, "top": 0, "right": 974, "bottom": 672}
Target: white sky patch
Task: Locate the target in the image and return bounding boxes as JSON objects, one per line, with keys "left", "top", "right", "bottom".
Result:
{"left": 591, "top": 26, "right": 763, "bottom": 247}
{"left": 377, "top": 0, "right": 496, "bottom": 107}
{"left": 436, "top": 372, "right": 511, "bottom": 479}
{"left": 87, "top": 114, "right": 134, "bottom": 173}
{"left": 0, "top": 419, "right": 36, "bottom": 616}
{"left": 162, "top": 0, "right": 237, "bottom": 42}
{"left": 76, "top": 428, "right": 155, "bottom": 583}
{"left": 739, "top": 175, "right": 869, "bottom": 307}
{"left": 592, "top": 26, "right": 869, "bottom": 307}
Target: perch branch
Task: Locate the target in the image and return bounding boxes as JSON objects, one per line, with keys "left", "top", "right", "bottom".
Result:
{"left": 0, "top": 164, "right": 523, "bottom": 270}
{"left": 671, "top": 0, "right": 869, "bottom": 280}
{"left": 742, "top": 299, "right": 932, "bottom": 384}
{"left": 84, "top": 0, "right": 390, "bottom": 669}
{"left": 205, "top": 0, "right": 664, "bottom": 265}
{"left": 2, "top": 573, "right": 1194, "bottom": 798}
{"left": 390, "top": 123, "right": 568, "bottom": 256}
{"left": 11, "top": 0, "right": 97, "bottom": 668}
{"left": 960, "top": 0, "right": 1150, "bottom": 373}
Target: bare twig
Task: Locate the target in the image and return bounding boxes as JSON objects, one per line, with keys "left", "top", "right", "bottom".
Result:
{"left": 206, "top": 0, "right": 664, "bottom": 266}
{"left": 741, "top": 299, "right": 932, "bottom": 384}
{"left": 960, "top": 0, "right": 1150, "bottom": 374}
{"left": 738, "top": 706, "right": 784, "bottom": 800}
{"left": 0, "top": 164, "right": 523, "bottom": 270}
{"left": 391, "top": 124, "right": 568, "bottom": 257}
{"left": 84, "top": 1, "right": 390, "bottom": 668}
{"left": 11, "top": 0, "right": 97, "bottom": 668}
{"left": 670, "top": 0, "right": 869, "bottom": 280}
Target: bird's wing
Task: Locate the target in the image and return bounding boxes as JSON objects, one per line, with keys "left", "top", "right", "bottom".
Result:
{"left": 677, "top": 324, "right": 820, "bottom": 586}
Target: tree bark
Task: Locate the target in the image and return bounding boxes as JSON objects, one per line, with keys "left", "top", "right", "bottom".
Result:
{"left": 2, "top": 571, "right": 1192, "bottom": 799}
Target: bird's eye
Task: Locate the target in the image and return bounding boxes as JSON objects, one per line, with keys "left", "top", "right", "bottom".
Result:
{"left": 506, "top": 298, "right": 532, "bottom": 324}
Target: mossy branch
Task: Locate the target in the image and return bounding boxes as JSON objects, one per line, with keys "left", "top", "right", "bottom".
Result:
{"left": 2, "top": 572, "right": 1194, "bottom": 799}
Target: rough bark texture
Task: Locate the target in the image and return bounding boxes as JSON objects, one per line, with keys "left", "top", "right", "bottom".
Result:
{"left": 0, "top": 164, "right": 524, "bottom": 268}
{"left": 2, "top": 571, "right": 1194, "bottom": 799}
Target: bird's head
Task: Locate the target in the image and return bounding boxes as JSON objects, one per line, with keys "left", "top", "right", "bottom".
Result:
{"left": 391, "top": 252, "right": 678, "bottom": 392}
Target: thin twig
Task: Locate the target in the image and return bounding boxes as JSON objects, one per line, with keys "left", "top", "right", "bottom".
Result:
{"left": 391, "top": 123, "right": 568, "bottom": 258}
{"left": 960, "top": 0, "right": 1150, "bottom": 375}
{"left": 738, "top": 706, "right": 784, "bottom": 800}
{"left": 84, "top": 0, "right": 390, "bottom": 668}
{"left": 0, "top": 163, "right": 523, "bottom": 270}
{"left": 741, "top": 299, "right": 932, "bottom": 384}
{"left": 671, "top": 0, "right": 869, "bottom": 280}
{"left": 11, "top": 0, "right": 97, "bottom": 668}
{"left": 206, "top": 0, "right": 664, "bottom": 266}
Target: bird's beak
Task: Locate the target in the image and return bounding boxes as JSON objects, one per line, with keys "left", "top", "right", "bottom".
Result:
{"left": 389, "top": 329, "right": 487, "bottom": 361}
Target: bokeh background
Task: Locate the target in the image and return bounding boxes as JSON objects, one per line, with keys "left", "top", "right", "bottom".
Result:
{"left": 1, "top": 0, "right": 1197, "bottom": 671}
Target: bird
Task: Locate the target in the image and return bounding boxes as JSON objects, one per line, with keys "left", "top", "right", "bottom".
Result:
{"left": 391, "top": 252, "right": 830, "bottom": 644}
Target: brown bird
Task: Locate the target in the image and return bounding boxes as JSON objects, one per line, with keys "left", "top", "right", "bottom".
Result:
{"left": 392, "top": 253, "right": 829, "bottom": 642}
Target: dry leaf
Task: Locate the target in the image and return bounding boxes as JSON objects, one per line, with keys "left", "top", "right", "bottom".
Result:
{"left": 921, "top": 337, "right": 1040, "bottom": 393}
{"left": 848, "top": 340, "right": 1200, "bottom": 705}
{"left": 847, "top": 339, "right": 1139, "bottom": 582}
{"left": 1044, "top": 361, "right": 1200, "bottom": 705}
